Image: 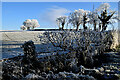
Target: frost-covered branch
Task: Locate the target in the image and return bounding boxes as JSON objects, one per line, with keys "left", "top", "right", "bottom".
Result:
{"left": 96, "top": 3, "right": 118, "bottom": 31}
{"left": 56, "top": 16, "right": 67, "bottom": 30}
{"left": 68, "top": 9, "right": 90, "bottom": 31}
{"left": 21, "top": 19, "right": 40, "bottom": 30}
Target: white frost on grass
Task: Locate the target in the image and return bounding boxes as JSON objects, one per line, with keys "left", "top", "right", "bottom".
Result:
{"left": 25, "top": 73, "right": 39, "bottom": 79}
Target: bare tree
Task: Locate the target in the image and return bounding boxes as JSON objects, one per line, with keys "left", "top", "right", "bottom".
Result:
{"left": 23, "top": 19, "right": 32, "bottom": 30}
{"left": 22, "top": 19, "right": 40, "bottom": 30}
{"left": 97, "top": 3, "right": 117, "bottom": 31}
{"left": 88, "top": 5, "right": 99, "bottom": 31}
{"left": 31, "top": 19, "right": 40, "bottom": 30}
{"left": 68, "top": 9, "right": 84, "bottom": 31}
{"left": 20, "top": 25, "right": 26, "bottom": 30}
{"left": 98, "top": 9, "right": 115, "bottom": 31}
{"left": 82, "top": 11, "right": 90, "bottom": 30}
{"left": 68, "top": 9, "right": 90, "bottom": 31}
{"left": 56, "top": 16, "right": 67, "bottom": 30}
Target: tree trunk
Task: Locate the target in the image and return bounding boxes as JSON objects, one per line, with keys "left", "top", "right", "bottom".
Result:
{"left": 83, "top": 14, "right": 87, "bottom": 30}
{"left": 99, "top": 23, "right": 101, "bottom": 31}
{"left": 94, "top": 22, "right": 96, "bottom": 31}
{"left": 32, "top": 26, "right": 35, "bottom": 30}
{"left": 27, "top": 27, "right": 30, "bottom": 30}
{"left": 83, "top": 22, "right": 87, "bottom": 30}
{"left": 83, "top": 23, "right": 85, "bottom": 30}
{"left": 61, "top": 23, "right": 65, "bottom": 30}
{"left": 102, "top": 23, "right": 107, "bottom": 31}
{"left": 94, "top": 24, "right": 96, "bottom": 31}
{"left": 76, "top": 24, "right": 79, "bottom": 31}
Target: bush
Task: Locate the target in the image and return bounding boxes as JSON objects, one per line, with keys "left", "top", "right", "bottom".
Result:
{"left": 38, "top": 30, "right": 116, "bottom": 67}
{"left": 115, "top": 44, "right": 120, "bottom": 52}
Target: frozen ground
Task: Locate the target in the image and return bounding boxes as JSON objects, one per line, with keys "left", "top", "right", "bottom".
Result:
{"left": 1, "top": 30, "right": 61, "bottom": 59}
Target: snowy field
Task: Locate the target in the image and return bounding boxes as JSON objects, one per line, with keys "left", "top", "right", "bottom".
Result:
{"left": 1, "top": 30, "right": 120, "bottom": 59}
{"left": 1, "top": 30, "right": 61, "bottom": 59}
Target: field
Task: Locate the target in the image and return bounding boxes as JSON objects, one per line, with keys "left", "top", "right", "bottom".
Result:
{"left": 1, "top": 30, "right": 62, "bottom": 58}
{"left": 2, "top": 30, "right": 120, "bottom": 58}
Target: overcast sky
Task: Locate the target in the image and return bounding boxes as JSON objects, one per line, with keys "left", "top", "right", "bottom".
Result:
{"left": 2, "top": 2, "right": 118, "bottom": 30}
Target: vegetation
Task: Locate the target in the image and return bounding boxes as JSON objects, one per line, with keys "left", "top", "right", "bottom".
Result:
{"left": 4, "top": 2, "right": 120, "bottom": 80}
{"left": 55, "top": 3, "right": 118, "bottom": 31}
{"left": 56, "top": 16, "right": 67, "bottom": 30}
{"left": 98, "top": 9, "right": 115, "bottom": 31}
{"left": 21, "top": 19, "right": 40, "bottom": 30}
{"left": 116, "top": 43, "right": 120, "bottom": 52}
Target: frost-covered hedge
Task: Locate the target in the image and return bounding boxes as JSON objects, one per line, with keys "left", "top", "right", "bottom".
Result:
{"left": 39, "top": 30, "right": 118, "bottom": 55}
{"left": 38, "top": 30, "right": 118, "bottom": 68}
